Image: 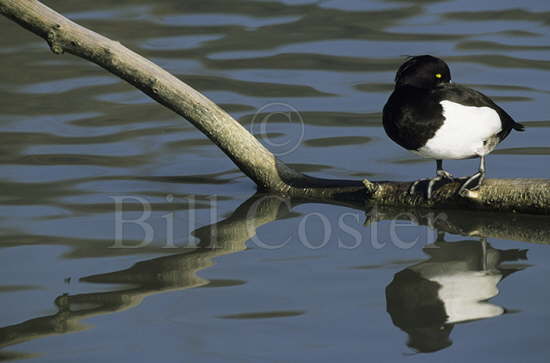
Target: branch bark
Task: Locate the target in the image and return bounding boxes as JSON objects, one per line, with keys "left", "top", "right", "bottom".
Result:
{"left": 1, "top": 0, "right": 550, "bottom": 215}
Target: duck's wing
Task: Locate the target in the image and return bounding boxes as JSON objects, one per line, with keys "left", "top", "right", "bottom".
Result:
{"left": 435, "top": 84, "right": 525, "bottom": 140}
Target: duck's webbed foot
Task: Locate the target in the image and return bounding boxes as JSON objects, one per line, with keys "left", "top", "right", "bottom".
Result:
{"left": 457, "top": 171, "right": 485, "bottom": 196}
{"left": 436, "top": 169, "right": 454, "bottom": 179}
{"left": 457, "top": 155, "right": 487, "bottom": 197}
{"left": 409, "top": 160, "right": 456, "bottom": 200}
{"left": 409, "top": 173, "right": 454, "bottom": 199}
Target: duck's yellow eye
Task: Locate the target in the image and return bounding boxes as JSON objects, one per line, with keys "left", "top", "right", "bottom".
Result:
{"left": 435, "top": 73, "right": 442, "bottom": 79}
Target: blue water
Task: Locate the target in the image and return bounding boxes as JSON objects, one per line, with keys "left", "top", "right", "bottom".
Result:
{"left": 0, "top": 0, "right": 549, "bottom": 361}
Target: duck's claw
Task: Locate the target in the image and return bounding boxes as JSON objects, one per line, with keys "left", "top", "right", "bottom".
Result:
{"left": 457, "top": 171, "right": 485, "bottom": 197}
{"left": 410, "top": 171, "right": 457, "bottom": 200}
{"left": 409, "top": 178, "right": 430, "bottom": 196}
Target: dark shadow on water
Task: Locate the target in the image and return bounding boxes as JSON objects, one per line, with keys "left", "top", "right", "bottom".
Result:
{"left": 0, "top": 193, "right": 543, "bottom": 357}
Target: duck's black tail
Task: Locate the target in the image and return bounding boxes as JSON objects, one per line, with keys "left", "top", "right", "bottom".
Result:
{"left": 513, "top": 121, "right": 526, "bottom": 131}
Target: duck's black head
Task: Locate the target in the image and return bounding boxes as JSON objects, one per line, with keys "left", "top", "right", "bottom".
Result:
{"left": 394, "top": 55, "right": 451, "bottom": 89}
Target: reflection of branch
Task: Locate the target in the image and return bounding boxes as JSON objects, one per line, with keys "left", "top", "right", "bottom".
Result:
{"left": 0, "top": 192, "right": 545, "bottom": 353}
{"left": 0, "top": 194, "right": 291, "bottom": 351}
{"left": 2, "top": 1, "right": 550, "bottom": 214}
{"left": 366, "top": 204, "right": 550, "bottom": 245}
{"left": 0, "top": 294, "right": 87, "bottom": 351}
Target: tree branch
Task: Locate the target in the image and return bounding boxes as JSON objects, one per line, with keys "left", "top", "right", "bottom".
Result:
{"left": 1, "top": 0, "right": 549, "bottom": 215}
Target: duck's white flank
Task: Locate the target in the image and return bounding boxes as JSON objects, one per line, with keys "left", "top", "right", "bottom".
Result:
{"left": 416, "top": 100, "right": 502, "bottom": 160}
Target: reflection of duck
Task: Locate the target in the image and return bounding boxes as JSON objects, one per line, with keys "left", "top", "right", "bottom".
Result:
{"left": 386, "top": 235, "right": 527, "bottom": 353}
{"left": 0, "top": 194, "right": 540, "bottom": 357}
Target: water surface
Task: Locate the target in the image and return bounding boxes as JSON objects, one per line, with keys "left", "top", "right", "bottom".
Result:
{"left": 1, "top": 0, "right": 549, "bottom": 361}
